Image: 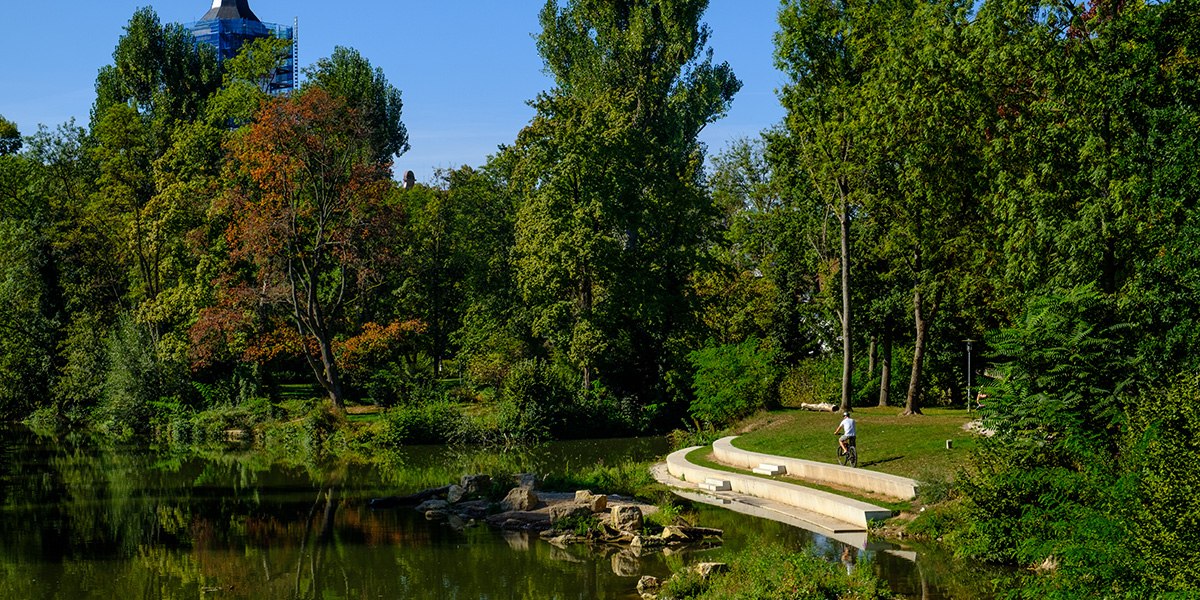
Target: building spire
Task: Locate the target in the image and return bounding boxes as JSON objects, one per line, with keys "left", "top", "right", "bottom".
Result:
{"left": 201, "top": 0, "right": 260, "bottom": 22}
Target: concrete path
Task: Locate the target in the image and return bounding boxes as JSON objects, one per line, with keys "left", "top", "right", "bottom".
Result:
{"left": 660, "top": 447, "right": 893, "bottom": 531}
{"left": 650, "top": 463, "right": 870, "bottom": 549}
{"left": 712, "top": 436, "right": 919, "bottom": 500}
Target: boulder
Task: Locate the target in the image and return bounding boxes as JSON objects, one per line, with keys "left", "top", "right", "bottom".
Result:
{"left": 549, "top": 503, "right": 594, "bottom": 525}
{"left": 692, "top": 562, "right": 729, "bottom": 579}
{"left": 575, "top": 490, "right": 607, "bottom": 512}
{"left": 424, "top": 509, "right": 448, "bottom": 520}
{"left": 501, "top": 487, "right": 539, "bottom": 512}
{"left": 660, "top": 526, "right": 698, "bottom": 544}
{"left": 415, "top": 499, "right": 449, "bottom": 513}
{"left": 446, "top": 484, "right": 465, "bottom": 504}
{"left": 514, "top": 473, "right": 540, "bottom": 489}
{"left": 454, "top": 500, "right": 491, "bottom": 519}
{"left": 611, "top": 505, "right": 644, "bottom": 533}
{"left": 460, "top": 474, "right": 491, "bottom": 496}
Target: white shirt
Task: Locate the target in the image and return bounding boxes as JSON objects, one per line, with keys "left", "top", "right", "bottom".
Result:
{"left": 840, "top": 417, "right": 856, "bottom": 437}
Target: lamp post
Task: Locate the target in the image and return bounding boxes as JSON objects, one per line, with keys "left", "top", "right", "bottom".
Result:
{"left": 965, "top": 339, "right": 975, "bottom": 411}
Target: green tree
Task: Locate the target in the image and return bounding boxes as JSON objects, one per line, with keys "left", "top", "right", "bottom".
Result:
{"left": 0, "top": 115, "right": 21, "bottom": 156}
{"left": 514, "top": 0, "right": 740, "bottom": 402}
{"left": 304, "top": 46, "right": 410, "bottom": 163}
{"left": 774, "top": 0, "right": 881, "bottom": 412}
{"left": 862, "top": 0, "right": 986, "bottom": 415}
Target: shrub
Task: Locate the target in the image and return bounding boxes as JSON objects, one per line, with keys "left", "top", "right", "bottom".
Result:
{"left": 688, "top": 338, "right": 777, "bottom": 427}
{"left": 660, "top": 542, "right": 892, "bottom": 599}
{"left": 496, "top": 358, "right": 576, "bottom": 441}
{"left": 1122, "top": 376, "right": 1200, "bottom": 593}
{"left": 777, "top": 355, "right": 839, "bottom": 407}
{"left": 377, "top": 397, "right": 465, "bottom": 446}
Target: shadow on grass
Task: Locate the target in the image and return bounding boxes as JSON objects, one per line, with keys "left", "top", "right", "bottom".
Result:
{"left": 860, "top": 455, "right": 904, "bottom": 468}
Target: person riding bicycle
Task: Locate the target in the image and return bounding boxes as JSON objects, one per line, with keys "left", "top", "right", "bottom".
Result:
{"left": 835, "top": 411, "right": 857, "bottom": 455}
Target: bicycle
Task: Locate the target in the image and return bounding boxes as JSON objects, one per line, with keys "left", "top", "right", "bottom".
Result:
{"left": 837, "top": 435, "right": 857, "bottom": 468}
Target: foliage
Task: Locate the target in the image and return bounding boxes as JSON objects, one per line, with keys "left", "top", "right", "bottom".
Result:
{"left": 375, "top": 398, "right": 466, "bottom": 446}
{"left": 496, "top": 358, "right": 577, "bottom": 441}
{"left": 206, "top": 86, "right": 401, "bottom": 410}
{"left": 513, "top": 0, "right": 740, "bottom": 403}
{"left": 0, "top": 115, "right": 20, "bottom": 155}
{"left": 687, "top": 337, "right": 778, "bottom": 426}
{"left": 1122, "top": 375, "right": 1200, "bottom": 593}
{"left": 303, "top": 46, "right": 409, "bottom": 162}
{"left": 660, "top": 542, "right": 892, "bottom": 599}
{"left": 777, "top": 356, "right": 840, "bottom": 408}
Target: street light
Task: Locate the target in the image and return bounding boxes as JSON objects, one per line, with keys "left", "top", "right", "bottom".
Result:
{"left": 965, "top": 339, "right": 975, "bottom": 411}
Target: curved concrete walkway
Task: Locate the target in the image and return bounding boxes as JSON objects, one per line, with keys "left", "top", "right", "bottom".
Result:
{"left": 713, "top": 436, "right": 919, "bottom": 500}
{"left": 662, "top": 447, "right": 892, "bottom": 531}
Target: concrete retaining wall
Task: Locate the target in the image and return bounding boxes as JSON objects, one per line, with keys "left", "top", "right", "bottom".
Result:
{"left": 666, "top": 447, "right": 892, "bottom": 529}
{"left": 712, "top": 437, "right": 919, "bottom": 500}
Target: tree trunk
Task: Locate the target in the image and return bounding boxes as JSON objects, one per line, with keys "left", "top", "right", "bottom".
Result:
{"left": 839, "top": 194, "right": 852, "bottom": 413}
{"left": 315, "top": 333, "right": 347, "bottom": 411}
{"left": 904, "top": 288, "right": 928, "bottom": 415}
{"left": 878, "top": 326, "right": 891, "bottom": 408}
{"left": 868, "top": 335, "right": 877, "bottom": 376}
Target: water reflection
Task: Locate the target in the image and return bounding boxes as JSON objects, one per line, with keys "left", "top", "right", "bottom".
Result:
{"left": 0, "top": 425, "right": 1000, "bottom": 599}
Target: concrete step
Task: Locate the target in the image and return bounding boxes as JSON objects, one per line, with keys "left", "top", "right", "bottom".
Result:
{"left": 752, "top": 463, "right": 786, "bottom": 476}
{"left": 699, "top": 478, "right": 731, "bottom": 492}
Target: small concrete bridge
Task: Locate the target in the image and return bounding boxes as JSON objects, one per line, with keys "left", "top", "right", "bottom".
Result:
{"left": 653, "top": 436, "right": 920, "bottom": 537}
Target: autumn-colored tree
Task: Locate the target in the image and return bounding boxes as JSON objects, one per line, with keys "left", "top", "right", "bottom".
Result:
{"left": 209, "top": 87, "right": 400, "bottom": 410}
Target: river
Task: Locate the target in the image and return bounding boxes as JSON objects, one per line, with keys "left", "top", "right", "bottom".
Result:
{"left": 0, "top": 425, "right": 997, "bottom": 598}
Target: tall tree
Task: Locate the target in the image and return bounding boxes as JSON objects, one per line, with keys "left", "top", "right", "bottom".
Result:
{"left": 513, "top": 0, "right": 740, "bottom": 400}
{"left": 862, "top": 0, "right": 985, "bottom": 415}
{"left": 211, "top": 88, "right": 399, "bottom": 410}
{"left": 774, "top": 0, "right": 880, "bottom": 412}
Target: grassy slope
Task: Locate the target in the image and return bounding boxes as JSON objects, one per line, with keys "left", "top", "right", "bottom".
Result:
{"left": 727, "top": 406, "right": 980, "bottom": 481}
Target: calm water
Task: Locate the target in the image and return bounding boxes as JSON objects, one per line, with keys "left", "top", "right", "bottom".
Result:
{"left": 0, "top": 426, "right": 995, "bottom": 599}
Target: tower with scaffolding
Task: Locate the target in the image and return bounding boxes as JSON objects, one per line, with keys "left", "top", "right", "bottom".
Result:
{"left": 188, "top": 0, "right": 297, "bottom": 94}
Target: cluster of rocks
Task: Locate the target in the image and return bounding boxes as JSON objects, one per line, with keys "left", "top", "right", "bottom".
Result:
{"left": 371, "top": 473, "right": 729, "bottom": 599}
{"left": 372, "top": 473, "right": 723, "bottom": 552}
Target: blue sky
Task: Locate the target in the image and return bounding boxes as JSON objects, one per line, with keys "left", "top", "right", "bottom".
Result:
{"left": 0, "top": 1, "right": 786, "bottom": 182}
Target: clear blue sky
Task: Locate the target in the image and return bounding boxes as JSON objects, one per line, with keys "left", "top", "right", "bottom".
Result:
{"left": 0, "top": 1, "right": 786, "bottom": 182}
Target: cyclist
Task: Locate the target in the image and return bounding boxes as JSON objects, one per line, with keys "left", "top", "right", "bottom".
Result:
{"left": 835, "top": 411, "right": 856, "bottom": 456}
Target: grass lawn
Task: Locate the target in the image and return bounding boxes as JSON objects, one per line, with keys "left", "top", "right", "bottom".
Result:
{"left": 729, "top": 406, "right": 981, "bottom": 481}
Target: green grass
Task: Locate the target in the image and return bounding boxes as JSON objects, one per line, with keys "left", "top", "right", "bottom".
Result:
{"left": 731, "top": 406, "right": 979, "bottom": 481}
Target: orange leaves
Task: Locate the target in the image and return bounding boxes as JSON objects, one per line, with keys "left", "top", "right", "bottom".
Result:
{"left": 337, "top": 320, "right": 426, "bottom": 373}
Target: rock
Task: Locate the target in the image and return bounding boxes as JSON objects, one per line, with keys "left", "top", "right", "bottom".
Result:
{"left": 549, "top": 503, "right": 593, "bottom": 525}
{"left": 637, "top": 576, "right": 661, "bottom": 595}
{"left": 460, "top": 474, "right": 491, "bottom": 496}
{"left": 424, "top": 509, "right": 448, "bottom": 520}
{"left": 454, "top": 500, "right": 491, "bottom": 519}
{"left": 575, "top": 490, "right": 607, "bottom": 512}
{"left": 630, "top": 535, "right": 663, "bottom": 550}
{"left": 659, "top": 526, "right": 698, "bottom": 544}
{"left": 447, "top": 484, "right": 465, "bottom": 504}
{"left": 501, "top": 487, "right": 539, "bottom": 512}
{"left": 415, "top": 499, "right": 449, "bottom": 512}
{"left": 692, "top": 562, "right": 729, "bottom": 579}
{"left": 514, "top": 473, "right": 540, "bottom": 489}
{"left": 611, "top": 505, "right": 644, "bottom": 533}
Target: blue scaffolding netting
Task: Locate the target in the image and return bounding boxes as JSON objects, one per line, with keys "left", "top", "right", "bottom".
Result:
{"left": 188, "top": 18, "right": 295, "bottom": 93}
